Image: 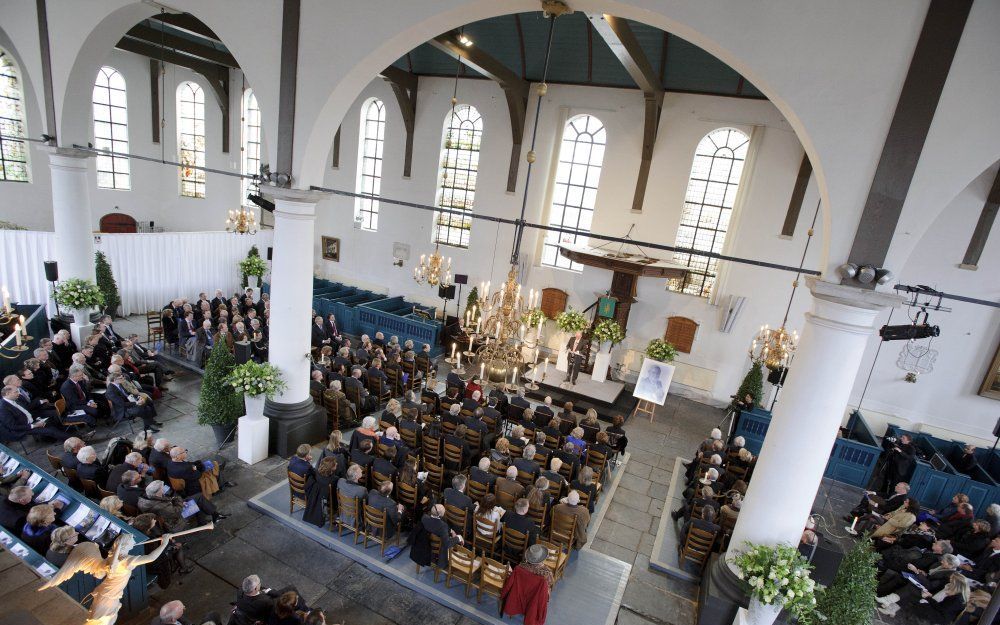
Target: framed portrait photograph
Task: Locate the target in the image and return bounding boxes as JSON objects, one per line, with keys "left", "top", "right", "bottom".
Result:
{"left": 321, "top": 236, "right": 340, "bottom": 262}
{"left": 980, "top": 339, "right": 1000, "bottom": 400}
{"left": 633, "top": 358, "right": 675, "bottom": 406}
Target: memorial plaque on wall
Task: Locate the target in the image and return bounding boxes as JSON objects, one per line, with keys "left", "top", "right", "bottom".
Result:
{"left": 665, "top": 316, "right": 699, "bottom": 353}
{"left": 541, "top": 288, "right": 568, "bottom": 320}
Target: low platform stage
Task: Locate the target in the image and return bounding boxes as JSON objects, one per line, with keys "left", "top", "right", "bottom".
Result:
{"left": 522, "top": 367, "right": 633, "bottom": 422}
{"left": 248, "top": 451, "right": 634, "bottom": 625}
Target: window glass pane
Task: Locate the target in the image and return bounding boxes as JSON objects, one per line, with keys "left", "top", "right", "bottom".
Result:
{"left": 433, "top": 104, "right": 483, "bottom": 248}
{"left": 0, "top": 51, "right": 30, "bottom": 181}
{"left": 541, "top": 115, "right": 606, "bottom": 271}
{"left": 668, "top": 128, "right": 750, "bottom": 297}
{"left": 92, "top": 66, "right": 129, "bottom": 189}
{"left": 177, "top": 82, "right": 205, "bottom": 197}
{"left": 353, "top": 99, "right": 386, "bottom": 230}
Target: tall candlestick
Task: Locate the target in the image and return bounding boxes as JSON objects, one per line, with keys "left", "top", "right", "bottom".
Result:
{"left": 1, "top": 287, "right": 9, "bottom": 312}
{"left": 480, "top": 362, "right": 485, "bottom": 380}
{"left": 14, "top": 324, "right": 21, "bottom": 347}
{"left": 470, "top": 333, "right": 475, "bottom": 352}
{"left": 511, "top": 367, "right": 517, "bottom": 384}
{"left": 451, "top": 343, "right": 456, "bottom": 359}
{"left": 542, "top": 358, "right": 548, "bottom": 376}
{"left": 457, "top": 352, "right": 461, "bottom": 368}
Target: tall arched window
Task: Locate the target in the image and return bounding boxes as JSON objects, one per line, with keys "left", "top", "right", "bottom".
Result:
{"left": 354, "top": 98, "right": 385, "bottom": 231}
{"left": 241, "top": 88, "right": 261, "bottom": 205}
{"left": 669, "top": 128, "right": 750, "bottom": 297}
{"left": 177, "top": 81, "right": 205, "bottom": 198}
{"left": 433, "top": 104, "right": 482, "bottom": 248}
{"left": 0, "top": 50, "right": 29, "bottom": 182}
{"left": 92, "top": 66, "right": 130, "bottom": 190}
{"left": 541, "top": 114, "right": 606, "bottom": 271}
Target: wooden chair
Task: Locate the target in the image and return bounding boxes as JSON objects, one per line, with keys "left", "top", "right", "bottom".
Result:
{"left": 97, "top": 485, "right": 115, "bottom": 499}
{"left": 446, "top": 544, "right": 481, "bottom": 598}
{"left": 415, "top": 533, "right": 443, "bottom": 582}
{"left": 288, "top": 471, "right": 308, "bottom": 514}
{"left": 371, "top": 470, "right": 392, "bottom": 491}
{"left": 444, "top": 504, "right": 469, "bottom": 540}
{"left": 545, "top": 478, "right": 564, "bottom": 501}
{"left": 467, "top": 479, "right": 489, "bottom": 505}
{"left": 441, "top": 420, "right": 458, "bottom": 437}
{"left": 489, "top": 461, "right": 507, "bottom": 478}
{"left": 146, "top": 311, "right": 164, "bottom": 345}
{"left": 481, "top": 414, "right": 498, "bottom": 434}
{"left": 508, "top": 442, "right": 524, "bottom": 458}
{"left": 167, "top": 476, "right": 187, "bottom": 497}
{"left": 717, "top": 513, "right": 738, "bottom": 552}
{"left": 477, "top": 556, "right": 509, "bottom": 605}
{"left": 577, "top": 490, "right": 592, "bottom": 511}
{"left": 527, "top": 502, "right": 547, "bottom": 530}
{"left": 549, "top": 509, "right": 578, "bottom": 551}
{"left": 45, "top": 450, "right": 63, "bottom": 475}
{"left": 581, "top": 423, "right": 600, "bottom": 444}
{"left": 362, "top": 503, "right": 401, "bottom": 557}
{"left": 62, "top": 467, "right": 79, "bottom": 486}
{"left": 586, "top": 449, "right": 608, "bottom": 482}
{"left": 423, "top": 462, "right": 444, "bottom": 494}
{"left": 725, "top": 464, "right": 749, "bottom": 483}
{"left": 369, "top": 377, "right": 392, "bottom": 404}
{"left": 335, "top": 493, "right": 363, "bottom": 543}
{"left": 495, "top": 488, "right": 516, "bottom": 510}
{"left": 678, "top": 526, "right": 718, "bottom": 574}
{"left": 400, "top": 361, "right": 417, "bottom": 392}
{"left": 422, "top": 436, "right": 442, "bottom": 466}
{"left": 557, "top": 461, "right": 574, "bottom": 482}
{"left": 515, "top": 469, "right": 534, "bottom": 489}
{"left": 472, "top": 515, "right": 500, "bottom": 558}
{"left": 346, "top": 385, "right": 372, "bottom": 417}
{"left": 537, "top": 539, "right": 569, "bottom": 583}
{"left": 324, "top": 397, "right": 341, "bottom": 432}
{"left": 79, "top": 478, "right": 101, "bottom": 499}
{"left": 443, "top": 442, "right": 466, "bottom": 471}
{"left": 123, "top": 502, "right": 140, "bottom": 518}
{"left": 464, "top": 429, "right": 482, "bottom": 453}
{"left": 396, "top": 480, "right": 419, "bottom": 516}
{"left": 501, "top": 526, "right": 529, "bottom": 564}
{"left": 310, "top": 387, "right": 325, "bottom": 407}
{"left": 399, "top": 426, "right": 418, "bottom": 450}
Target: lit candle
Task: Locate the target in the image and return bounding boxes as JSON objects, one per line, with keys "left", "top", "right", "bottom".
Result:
{"left": 536, "top": 318, "right": 542, "bottom": 340}
{"left": 476, "top": 318, "right": 481, "bottom": 333}
{"left": 511, "top": 367, "right": 517, "bottom": 384}
{"left": 14, "top": 324, "right": 21, "bottom": 347}
{"left": 451, "top": 343, "right": 456, "bottom": 359}
{"left": 520, "top": 324, "right": 526, "bottom": 340}
{"left": 456, "top": 352, "right": 461, "bottom": 368}
{"left": 543, "top": 358, "right": 548, "bottom": 376}
{"left": 480, "top": 362, "right": 485, "bottom": 379}
{"left": 485, "top": 337, "right": 490, "bottom": 348}
{"left": 19, "top": 315, "right": 26, "bottom": 336}
{"left": 849, "top": 516, "right": 857, "bottom": 532}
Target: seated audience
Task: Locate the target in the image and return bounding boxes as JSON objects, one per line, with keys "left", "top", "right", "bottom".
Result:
{"left": 45, "top": 526, "right": 78, "bottom": 567}
{"left": 20, "top": 503, "right": 57, "bottom": 554}
{"left": 552, "top": 490, "right": 590, "bottom": 549}
{"left": 501, "top": 544, "right": 553, "bottom": 624}
{"left": 288, "top": 444, "right": 315, "bottom": 480}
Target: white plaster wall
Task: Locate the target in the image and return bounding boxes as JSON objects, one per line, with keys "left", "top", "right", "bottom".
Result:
{"left": 849, "top": 164, "right": 1000, "bottom": 441}
{"left": 313, "top": 77, "right": 822, "bottom": 404}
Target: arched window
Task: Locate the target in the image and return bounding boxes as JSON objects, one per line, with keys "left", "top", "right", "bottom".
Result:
{"left": 241, "top": 88, "right": 261, "bottom": 205}
{"left": 541, "top": 114, "right": 606, "bottom": 271}
{"left": 669, "top": 128, "right": 750, "bottom": 297}
{"left": 177, "top": 81, "right": 205, "bottom": 198}
{"left": 354, "top": 98, "right": 385, "bottom": 231}
{"left": 433, "top": 104, "right": 482, "bottom": 248}
{"left": 92, "top": 66, "right": 130, "bottom": 190}
{"left": 0, "top": 50, "right": 29, "bottom": 182}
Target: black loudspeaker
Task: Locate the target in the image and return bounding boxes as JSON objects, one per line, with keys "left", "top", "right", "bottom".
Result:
{"left": 767, "top": 366, "right": 788, "bottom": 386}
{"left": 992, "top": 416, "right": 1000, "bottom": 438}
{"left": 454, "top": 274, "right": 468, "bottom": 285}
{"left": 438, "top": 284, "right": 456, "bottom": 300}
{"left": 267, "top": 247, "right": 273, "bottom": 261}
{"left": 43, "top": 261, "right": 58, "bottom": 282}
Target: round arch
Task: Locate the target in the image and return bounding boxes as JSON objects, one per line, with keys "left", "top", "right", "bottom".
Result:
{"left": 296, "top": 0, "right": 837, "bottom": 273}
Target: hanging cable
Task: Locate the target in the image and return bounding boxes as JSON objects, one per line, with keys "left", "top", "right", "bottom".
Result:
{"left": 780, "top": 197, "right": 822, "bottom": 328}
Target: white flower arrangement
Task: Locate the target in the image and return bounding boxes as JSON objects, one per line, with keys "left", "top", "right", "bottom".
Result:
{"left": 54, "top": 278, "right": 105, "bottom": 310}
{"left": 224, "top": 362, "right": 286, "bottom": 399}
{"left": 555, "top": 309, "right": 588, "bottom": 333}
{"left": 730, "top": 543, "right": 817, "bottom": 623}
{"left": 592, "top": 318, "right": 626, "bottom": 346}
{"left": 239, "top": 255, "right": 268, "bottom": 278}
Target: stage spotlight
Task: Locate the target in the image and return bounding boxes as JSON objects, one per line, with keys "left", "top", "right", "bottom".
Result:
{"left": 838, "top": 263, "right": 858, "bottom": 279}
{"left": 247, "top": 194, "right": 275, "bottom": 213}
{"left": 857, "top": 265, "right": 877, "bottom": 284}
{"left": 879, "top": 322, "right": 940, "bottom": 342}
{"left": 875, "top": 269, "right": 894, "bottom": 285}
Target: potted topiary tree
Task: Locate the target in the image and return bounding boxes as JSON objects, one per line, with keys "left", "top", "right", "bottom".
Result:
{"left": 730, "top": 542, "right": 818, "bottom": 625}
{"left": 591, "top": 318, "right": 625, "bottom": 383}
{"left": 814, "top": 537, "right": 879, "bottom": 625}
{"left": 94, "top": 251, "right": 121, "bottom": 317}
{"left": 197, "top": 346, "right": 244, "bottom": 446}
{"left": 736, "top": 359, "right": 765, "bottom": 409}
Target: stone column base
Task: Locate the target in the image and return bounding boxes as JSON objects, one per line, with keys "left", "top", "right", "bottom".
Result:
{"left": 264, "top": 398, "right": 326, "bottom": 458}
{"left": 697, "top": 555, "right": 751, "bottom": 625}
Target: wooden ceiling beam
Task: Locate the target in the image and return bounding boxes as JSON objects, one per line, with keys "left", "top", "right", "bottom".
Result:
{"left": 588, "top": 13, "right": 663, "bottom": 213}
{"left": 431, "top": 31, "right": 528, "bottom": 192}
{"left": 126, "top": 24, "right": 239, "bottom": 68}
{"left": 378, "top": 66, "right": 419, "bottom": 178}
{"left": 149, "top": 13, "right": 221, "bottom": 41}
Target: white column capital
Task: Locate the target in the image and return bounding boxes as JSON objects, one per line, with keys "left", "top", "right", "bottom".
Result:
{"left": 263, "top": 185, "right": 332, "bottom": 205}
{"left": 807, "top": 277, "right": 906, "bottom": 311}
{"left": 43, "top": 146, "right": 94, "bottom": 170}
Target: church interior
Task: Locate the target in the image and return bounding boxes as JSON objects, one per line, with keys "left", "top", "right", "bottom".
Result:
{"left": 0, "top": 1, "right": 998, "bottom": 625}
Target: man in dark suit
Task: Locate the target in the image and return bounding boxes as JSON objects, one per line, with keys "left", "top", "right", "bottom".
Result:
{"left": 349, "top": 439, "right": 376, "bottom": 474}
{"left": 445, "top": 370, "right": 466, "bottom": 397}
{"left": 345, "top": 368, "right": 375, "bottom": 412}
{"left": 311, "top": 316, "right": 331, "bottom": 350}
{"left": 75, "top": 445, "right": 108, "bottom": 484}
{"left": 288, "top": 444, "right": 315, "bottom": 480}
{"left": 309, "top": 370, "right": 326, "bottom": 396}
{"left": 60, "top": 437, "right": 85, "bottom": 473}
{"left": 464, "top": 408, "right": 490, "bottom": 452}
{"left": 117, "top": 470, "right": 145, "bottom": 509}
{"left": 337, "top": 464, "right": 368, "bottom": 527}
{"left": 367, "top": 358, "right": 388, "bottom": 387}
{"left": 564, "top": 331, "right": 585, "bottom": 385}
{"left": 210, "top": 290, "right": 226, "bottom": 314}
{"left": 420, "top": 387, "right": 441, "bottom": 415}
{"left": 469, "top": 457, "right": 497, "bottom": 490}
{"left": 501, "top": 498, "right": 540, "bottom": 546}
{"left": 372, "top": 446, "right": 400, "bottom": 481}
{"left": 366, "top": 481, "right": 403, "bottom": 538}
{"left": 195, "top": 319, "right": 215, "bottom": 364}
{"left": 541, "top": 457, "right": 569, "bottom": 494}
{"left": 4, "top": 374, "right": 57, "bottom": 422}
{"left": 0, "top": 485, "right": 34, "bottom": 533}
{"left": 510, "top": 388, "right": 530, "bottom": 412}
{"left": 59, "top": 366, "right": 100, "bottom": 422}
{"left": 107, "top": 374, "right": 160, "bottom": 431}
{"left": 881, "top": 434, "right": 916, "bottom": 495}
{"left": 535, "top": 396, "right": 555, "bottom": 420}
{"left": 461, "top": 390, "right": 482, "bottom": 413}
{"left": 848, "top": 482, "right": 909, "bottom": 521}
{"left": 179, "top": 312, "right": 198, "bottom": 362}
{"left": 1, "top": 385, "right": 69, "bottom": 442}
{"left": 443, "top": 474, "right": 476, "bottom": 535}
{"left": 167, "top": 447, "right": 231, "bottom": 498}
{"left": 106, "top": 451, "right": 151, "bottom": 491}
{"left": 514, "top": 444, "right": 541, "bottom": 479}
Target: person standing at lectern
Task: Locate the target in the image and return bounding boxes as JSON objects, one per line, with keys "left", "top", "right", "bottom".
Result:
{"left": 564, "top": 331, "right": 584, "bottom": 386}
{"left": 881, "top": 434, "right": 917, "bottom": 496}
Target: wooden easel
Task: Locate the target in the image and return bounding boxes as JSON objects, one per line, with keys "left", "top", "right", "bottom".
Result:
{"left": 632, "top": 399, "right": 657, "bottom": 422}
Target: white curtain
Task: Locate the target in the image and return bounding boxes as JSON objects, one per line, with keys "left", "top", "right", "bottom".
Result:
{"left": 98, "top": 231, "right": 274, "bottom": 315}
{"left": 0, "top": 230, "right": 57, "bottom": 313}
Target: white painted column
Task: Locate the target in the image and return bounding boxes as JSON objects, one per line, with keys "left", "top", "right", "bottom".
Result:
{"left": 47, "top": 148, "right": 96, "bottom": 346}
{"left": 727, "top": 278, "right": 901, "bottom": 552}
{"left": 263, "top": 188, "right": 328, "bottom": 404}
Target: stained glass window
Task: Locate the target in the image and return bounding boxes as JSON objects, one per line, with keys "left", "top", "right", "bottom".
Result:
{"left": 0, "top": 50, "right": 29, "bottom": 182}
{"left": 92, "top": 66, "right": 130, "bottom": 189}
{"left": 177, "top": 81, "right": 205, "bottom": 198}
{"left": 354, "top": 98, "right": 385, "bottom": 231}
{"left": 433, "top": 104, "right": 483, "bottom": 248}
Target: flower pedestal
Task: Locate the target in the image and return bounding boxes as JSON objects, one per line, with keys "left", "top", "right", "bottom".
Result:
{"left": 247, "top": 275, "right": 261, "bottom": 301}
{"left": 70, "top": 308, "right": 93, "bottom": 352}
{"left": 556, "top": 332, "right": 569, "bottom": 373}
{"left": 238, "top": 393, "right": 269, "bottom": 465}
{"left": 733, "top": 598, "right": 782, "bottom": 625}
{"left": 592, "top": 347, "right": 612, "bottom": 383}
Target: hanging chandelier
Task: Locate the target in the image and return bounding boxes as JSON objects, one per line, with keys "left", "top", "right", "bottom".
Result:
{"left": 749, "top": 324, "right": 798, "bottom": 371}
{"left": 226, "top": 206, "right": 258, "bottom": 235}
{"left": 413, "top": 244, "right": 453, "bottom": 287}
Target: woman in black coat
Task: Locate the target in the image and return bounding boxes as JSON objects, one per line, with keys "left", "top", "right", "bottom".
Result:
{"left": 303, "top": 456, "right": 339, "bottom": 527}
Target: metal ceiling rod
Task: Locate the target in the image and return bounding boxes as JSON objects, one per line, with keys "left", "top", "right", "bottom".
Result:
{"left": 893, "top": 284, "right": 1000, "bottom": 310}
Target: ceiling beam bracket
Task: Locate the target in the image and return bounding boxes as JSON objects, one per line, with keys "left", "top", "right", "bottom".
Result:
{"left": 379, "top": 66, "right": 419, "bottom": 178}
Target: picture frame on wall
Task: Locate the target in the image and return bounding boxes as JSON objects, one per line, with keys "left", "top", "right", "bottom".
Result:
{"left": 980, "top": 339, "right": 1000, "bottom": 400}
{"left": 321, "top": 236, "right": 340, "bottom": 262}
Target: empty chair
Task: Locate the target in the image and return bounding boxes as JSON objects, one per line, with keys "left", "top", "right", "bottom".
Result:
{"left": 477, "top": 557, "right": 509, "bottom": 605}
{"left": 446, "top": 544, "right": 481, "bottom": 597}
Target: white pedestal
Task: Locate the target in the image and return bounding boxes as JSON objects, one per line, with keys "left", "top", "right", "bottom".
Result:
{"left": 247, "top": 276, "right": 261, "bottom": 301}
{"left": 238, "top": 415, "right": 270, "bottom": 465}
{"left": 556, "top": 338, "right": 568, "bottom": 372}
{"left": 592, "top": 350, "right": 612, "bottom": 383}
{"left": 70, "top": 309, "right": 93, "bottom": 351}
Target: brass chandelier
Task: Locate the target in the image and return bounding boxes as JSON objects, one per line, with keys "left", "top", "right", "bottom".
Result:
{"left": 413, "top": 244, "right": 453, "bottom": 287}
{"left": 749, "top": 324, "right": 798, "bottom": 371}
{"left": 226, "top": 206, "right": 258, "bottom": 235}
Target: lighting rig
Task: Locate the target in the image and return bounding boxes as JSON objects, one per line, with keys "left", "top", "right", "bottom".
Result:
{"left": 879, "top": 284, "right": 949, "bottom": 342}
